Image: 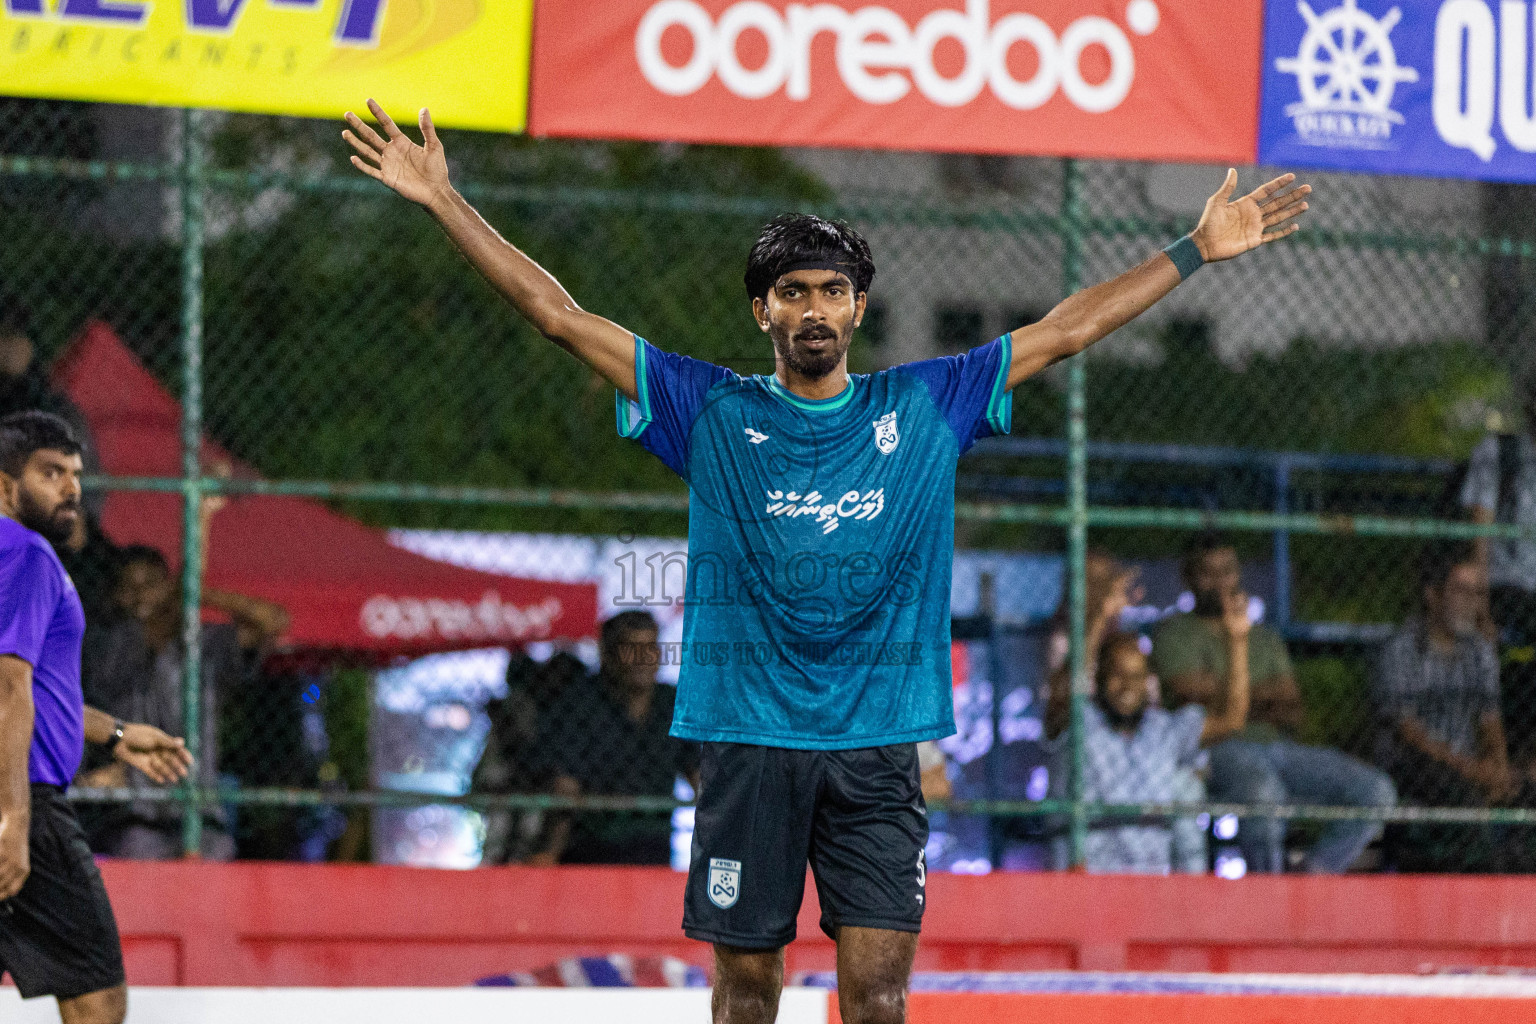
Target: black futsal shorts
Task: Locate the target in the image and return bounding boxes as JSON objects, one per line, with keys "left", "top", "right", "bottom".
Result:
{"left": 0, "top": 784, "right": 125, "bottom": 1000}
{"left": 683, "top": 742, "right": 928, "bottom": 949}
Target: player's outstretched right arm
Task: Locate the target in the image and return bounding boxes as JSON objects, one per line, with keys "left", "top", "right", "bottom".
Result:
{"left": 343, "top": 100, "right": 639, "bottom": 401}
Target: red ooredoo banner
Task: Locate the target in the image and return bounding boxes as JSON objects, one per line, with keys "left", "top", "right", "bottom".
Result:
{"left": 529, "top": 0, "right": 1262, "bottom": 162}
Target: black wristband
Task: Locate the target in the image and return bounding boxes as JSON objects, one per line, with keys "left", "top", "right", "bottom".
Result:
{"left": 109, "top": 719, "right": 126, "bottom": 750}
{"left": 1163, "top": 234, "right": 1205, "bottom": 281}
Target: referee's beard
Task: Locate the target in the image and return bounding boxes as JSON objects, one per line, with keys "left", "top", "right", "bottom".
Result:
{"left": 15, "top": 484, "right": 79, "bottom": 545}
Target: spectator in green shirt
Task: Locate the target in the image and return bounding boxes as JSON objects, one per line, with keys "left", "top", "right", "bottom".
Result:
{"left": 1151, "top": 534, "right": 1396, "bottom": 873}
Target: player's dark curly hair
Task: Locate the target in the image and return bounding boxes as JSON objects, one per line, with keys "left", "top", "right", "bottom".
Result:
{"left": 743, "top": 214, "right": 876, "bottom": 302}
{"left": 0, "top": 410, "right": 80, "bottom": 478}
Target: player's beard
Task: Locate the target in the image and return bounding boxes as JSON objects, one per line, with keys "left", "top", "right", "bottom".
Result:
{"left": 771, "top": 322, "right": 851, "bottom": 380}
{"left": 15, "top": 486, "right": 78, "bottom": 545}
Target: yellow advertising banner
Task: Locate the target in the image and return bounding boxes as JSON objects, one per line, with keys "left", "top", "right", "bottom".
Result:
{"left": 0, "top": 0, "right": 531, "bottom": 131}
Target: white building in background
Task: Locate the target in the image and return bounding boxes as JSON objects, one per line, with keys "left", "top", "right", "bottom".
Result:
{"left": 786, "top": 150, "right": 1487, "bottom": 367}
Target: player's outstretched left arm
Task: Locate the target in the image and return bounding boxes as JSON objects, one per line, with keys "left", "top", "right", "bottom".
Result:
{"left": 1005, "top": 169, "right": 1311, "bottom": 389}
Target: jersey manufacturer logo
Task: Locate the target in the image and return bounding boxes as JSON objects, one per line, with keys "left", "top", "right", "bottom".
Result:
{"left": 708, "top": 857, "right": 742, "bottom": 909}
{"left": 873, "top": 411, "right": 899, "bottom": 455}
{"left": 744, "top": 427, "right": 770, "bottom": 445}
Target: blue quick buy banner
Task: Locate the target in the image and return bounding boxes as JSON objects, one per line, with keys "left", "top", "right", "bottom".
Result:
{"left": 1260, "top": 0, "right": 1536, "bottom": 182}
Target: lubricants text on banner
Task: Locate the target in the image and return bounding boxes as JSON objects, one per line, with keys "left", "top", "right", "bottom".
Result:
{"left": 0, "top": 0, "right": 532, "bottom": 131}
{"left": 529, "top": 0, "right": 1263, "bottom": 162}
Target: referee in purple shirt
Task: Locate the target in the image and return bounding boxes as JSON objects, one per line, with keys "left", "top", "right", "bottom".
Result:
{"left": 0, "top": 412, "right": 192, "bottom": 1024}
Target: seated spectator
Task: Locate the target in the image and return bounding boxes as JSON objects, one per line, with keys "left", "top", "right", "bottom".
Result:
{"left": 1152, "top": 534, "right": 1397, "bottom": 873}
{"left": 474, "top": 649, "right": 589, "bottom": 864}
{"left": 1045, "top": 549, "right": 1205, "bottom": 872}
{"left": 83, "top": 541, "right": 289, "bottom": 860}
{"left": 1375, "top": 542, "right": 1513, "bottom": 807}
{"left": 1370, "top": 541, "right": 1536, "bottom": 871}
{"left": 1046, "top": 548, "right": 1142, "bottom": 683}
{"left": 525, "top": 611, "right": 699, "bottom": 866}
{"left": 1046, "top": 614, "right": 1249, "bottom": 874}
{"left": 1460, "top": 424, "right": 1536, "bottom": 761}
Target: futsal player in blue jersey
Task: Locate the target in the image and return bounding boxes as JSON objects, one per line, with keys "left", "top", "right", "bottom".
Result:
{"left": 345, "top": 100, "right": 1311, "bottom": 1024}
{"left": 0, "top": 412, "right": 193, "bottom": 1024}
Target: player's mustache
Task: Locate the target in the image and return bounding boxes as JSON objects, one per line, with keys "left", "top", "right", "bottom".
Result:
{"left": 794, "top": 325, "right": 836, "bottom": 341}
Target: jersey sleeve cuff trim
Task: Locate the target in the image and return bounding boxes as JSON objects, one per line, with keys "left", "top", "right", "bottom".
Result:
{"left": 615, "top": 334, "right": 652, "bottom": 440}
{"left": 985, "top": 332, "right": 1013, "bottom": 436}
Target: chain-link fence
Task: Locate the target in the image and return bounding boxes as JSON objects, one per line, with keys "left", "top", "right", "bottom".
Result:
{"left": 6, "top": 97, "right": 1536, "bottom": 873}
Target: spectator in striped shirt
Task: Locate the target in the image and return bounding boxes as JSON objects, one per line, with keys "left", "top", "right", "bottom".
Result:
{"left": 1373, "top": 542, "right": 1516, "bottom": 809}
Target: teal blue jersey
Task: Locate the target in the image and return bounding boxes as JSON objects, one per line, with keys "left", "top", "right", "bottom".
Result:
{"left": 617, "top": 335, "right": 1013, "bottom": 749}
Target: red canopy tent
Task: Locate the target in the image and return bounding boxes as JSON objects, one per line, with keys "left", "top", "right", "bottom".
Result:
{"left": 51, "top": 322, "right": 597, "bottom": 657}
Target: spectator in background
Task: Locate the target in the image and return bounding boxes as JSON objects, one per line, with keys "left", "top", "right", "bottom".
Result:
{"left": 1369, "top": 541, "right": 1536, "bottom": 872}
{"left": 1045, "top": 608, "right": 1249, "bottom": 873}
{"left": 1046, "top": 549, "right": 1142, "bottom": 688}
{"left": 1375, "top": 542, "right": 1513, "bottom": 808}
{"left": 1045, "top": 549, "right": 1205, "bottom": 871}
{"left": 52, "top": 510, "right": 128, "bottom": 844}
{"left": 1460, "top": 428, "right": 1536, "bottom": 762}
{"left": 83, "top": 533, "right": 289, "bottom": 859}
{"left": 1152, "top": 534, "right": 1397, "bottom": 873}
{"left": 56, "top": 510, "right": 124, "bottom": 632}
{"left": 474, "top": 649, "right": 589, "bottom": 864}
{"left": 0, "top": 296, "right": 101, "bottom": 517}
{"left": 526, "top": 611, "right": 699, "bottom": 866}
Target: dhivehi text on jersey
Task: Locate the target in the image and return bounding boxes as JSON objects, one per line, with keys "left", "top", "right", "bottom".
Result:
{"left": 764, "top": 488, "right": 886, "bottom": 534}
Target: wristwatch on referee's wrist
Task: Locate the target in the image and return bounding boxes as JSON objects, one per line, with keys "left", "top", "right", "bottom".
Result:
{"left": 109, "top": 718, "right": 126, "bottom": 753}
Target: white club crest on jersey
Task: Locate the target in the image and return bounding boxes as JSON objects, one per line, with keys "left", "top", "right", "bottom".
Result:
{"left": 873, "top": 411, "right": 899, "bottom": 455}
{"left": 708, "top": 858, "right": 741, "bottom": 909}
{"left": 745, "top": 427, "right": 769, "bottom": 445}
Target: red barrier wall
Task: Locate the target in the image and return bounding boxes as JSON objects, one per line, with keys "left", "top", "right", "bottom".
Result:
{"left": 874, "top": 994, "right": 1535, "bottom": 1024}
{"left": 100, "top": 862, "right": 1536, "bottom": 986}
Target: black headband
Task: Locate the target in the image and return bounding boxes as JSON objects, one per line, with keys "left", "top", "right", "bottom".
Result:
{"left": 775, "top": 260, "right": 856, "bottom": 282}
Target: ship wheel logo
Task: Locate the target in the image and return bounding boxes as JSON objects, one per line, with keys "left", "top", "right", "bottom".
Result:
{"left": 1275, "top": 0, "right": 1419, "bottom": 147}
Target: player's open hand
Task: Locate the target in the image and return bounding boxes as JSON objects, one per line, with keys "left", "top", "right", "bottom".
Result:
{"left": 343, "top": 99, "right": 450, "bottom": 208}
{"left": 114, "top": 723, "right": 194, "bottom": 786}
{"left": 1190, "top": 170, "right": 1311, "bottom": 263}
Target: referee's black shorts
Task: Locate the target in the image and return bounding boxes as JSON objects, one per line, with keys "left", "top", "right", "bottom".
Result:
{"left": 683, "top": 742, "right": 928, "bottom": 949}
{"left": 0, "top": 784, "right": 125, "bottom": 1000}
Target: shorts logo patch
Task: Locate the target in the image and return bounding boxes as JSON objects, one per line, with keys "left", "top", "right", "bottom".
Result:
{"left": 708, "top": 858, "right": 742, "bottom": 909}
